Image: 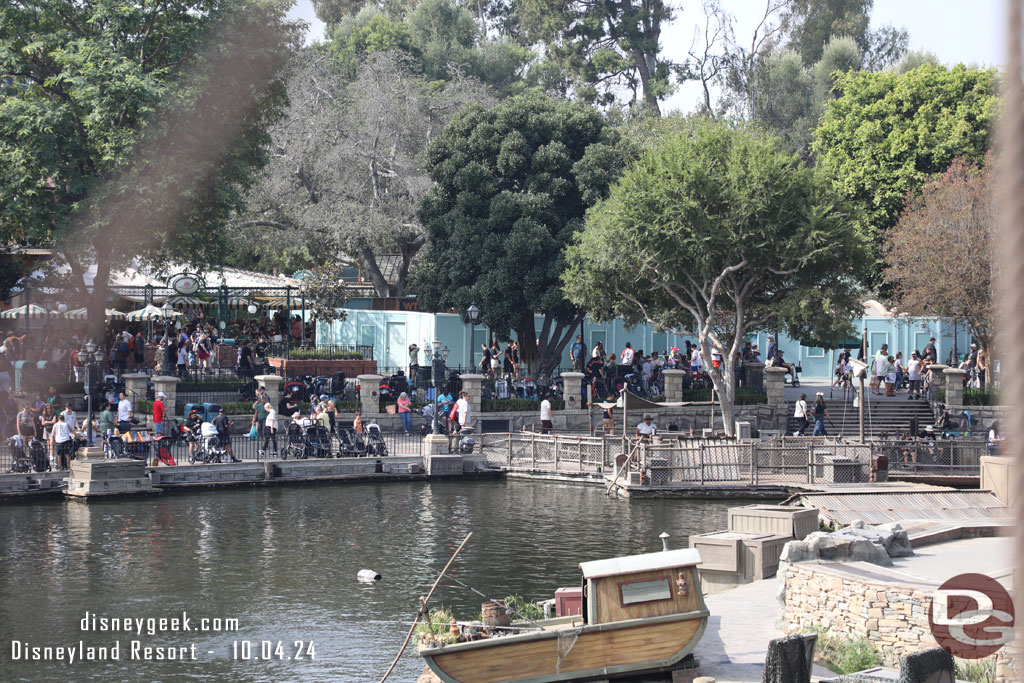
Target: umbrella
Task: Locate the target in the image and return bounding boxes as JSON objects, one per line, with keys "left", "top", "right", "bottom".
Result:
{"left": 0, "top": 304, "right": 54, "bottom": 319}
{"left": 63, "top": 307, "right": 127, "bottom": 321}
{"left": 164, "top": 296, "right": 212, "bottom": 310}
{"left": 124, "top": 304, "right": 182, "bottom": 321}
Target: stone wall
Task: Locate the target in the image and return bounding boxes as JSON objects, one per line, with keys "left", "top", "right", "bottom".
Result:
{"left": 781, "top": 561, "right": 1016, "bottom": 680}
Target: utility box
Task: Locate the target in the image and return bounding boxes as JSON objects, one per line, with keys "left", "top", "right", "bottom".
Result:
{"left": 688, "top": 532, "right": 741, "bottom": 572}
{"left": 554, "top": 587, "right": 583, "bottom": 617}
{"left": 734, "top": 421, "right": 752, "bottom": 440}
{"left": 728, "top": 505, "right": 819, "bottom": 540}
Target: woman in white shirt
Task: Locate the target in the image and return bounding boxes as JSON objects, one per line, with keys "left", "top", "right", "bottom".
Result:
{"left": 263, "top": 405, "right": 279, "bottom": 456}
{"left": 51, "top": 418, "right": 73, "bottom": 469}
{"left": 793, "top": 393, "right": 808, "bottom": 435}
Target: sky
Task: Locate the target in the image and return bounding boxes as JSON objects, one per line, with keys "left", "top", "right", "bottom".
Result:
{"left": 285, "top": 0, "right": 1006, "bottom": 113}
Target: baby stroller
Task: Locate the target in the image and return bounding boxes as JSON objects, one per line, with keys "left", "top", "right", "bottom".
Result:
{"left": 305, "top": 424, "right": 333, "bottom": 459}
{"left": 513, "top": 378, "right": 538, "bottom": 401}
{"left": 365, "top": 423, "right": 388, "bottom": 457}
{"left": 338, "top": 428, "right": 367, "bottom": 457}
{"left": 494, "top": 378, "right": 510, "bottom": 399}
{"left": 419, "top": 404, "right": 450, "bottom": 436}
{"left": 284, "top": 422, "right": 306, "bottom": 460}
{"left": 190, "top": 422, "right": 225, "bottom": 464}
{"left": 456, "top": 425, "right": 475, "bottom": 454}
{"left": 6, "top": 435, "right": 38, "bottom": 473}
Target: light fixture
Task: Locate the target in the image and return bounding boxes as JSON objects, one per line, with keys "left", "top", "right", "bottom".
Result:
{"left": 84, "top": 340, "right": 96, "bottom": 355}
{"left": 162, "top": 301, "right": 173, "bottom": 316}
{"left": 219, "top": 320, "right": 226, "bottom": 330}
{"left": 467, "top": 302, "right": 479, "bottom": 323}
{"left": 441, "top": 344, "right": 450, "bottom": 361}
{"left": 57, "top": 303, "right": 67, "bottom": 313}
{"left": 432, "top": 339, "right": 442, "bottom": 353}
{"left": 247, "top": 304, "right": 258, "bottom": 314}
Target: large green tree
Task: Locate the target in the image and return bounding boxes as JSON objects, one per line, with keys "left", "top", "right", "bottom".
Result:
{"left": 517, "top": 0, "right": 675, "bottom": 114}
{"left": 413, "top": 93, "right": 628, "bottom": 377}
{"left": 813, "top": 63, "right": 999, "bottom": 272}
{"left": 0, "top": 0, "right": 300, "bottom": 332}
{"left": 564, "top": 119, "right": 870, "bottom": 435}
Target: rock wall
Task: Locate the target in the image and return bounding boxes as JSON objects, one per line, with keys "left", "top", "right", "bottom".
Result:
{"left": 781, "top": 562, "right": 1016, "bottom": 680}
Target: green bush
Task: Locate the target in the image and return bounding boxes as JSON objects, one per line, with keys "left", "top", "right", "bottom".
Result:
{"left": 810, "top": 627, "right": 881, "bottom": 674}
{"left": 502, "top": 594, "right": 545, "bottom": 622}
{"left": 933, "top": 387, "right": 999, "bottom": 406}
{"left": 415, "top": 608, "right": 458, "bottom": 646}
{"left": 680, "top": 387, "right": 766, "bottom": 404}
{"left": 955, "top": 656, "right": 996, "bottom": 683}
{"left": 136, "top": 399, "right": 153, "bottom": 414}
{"left": 482, "top": 398, "right": 565, "bottom": 412}
{"left": 282, "top": 348, "right": 363, "bottom": 361}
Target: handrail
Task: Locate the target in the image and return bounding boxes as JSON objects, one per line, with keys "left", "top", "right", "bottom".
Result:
{"left": 605, "top": 439, "right": 643, "bottom": 495}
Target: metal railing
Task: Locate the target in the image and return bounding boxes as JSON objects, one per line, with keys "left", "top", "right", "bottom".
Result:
{"left": 872, "top": 438, "right": 989, "bottom": 475}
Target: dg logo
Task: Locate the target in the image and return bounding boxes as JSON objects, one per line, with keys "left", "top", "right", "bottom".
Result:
{"left": 929, "top": 573, "right": 1015, "bottom": 659}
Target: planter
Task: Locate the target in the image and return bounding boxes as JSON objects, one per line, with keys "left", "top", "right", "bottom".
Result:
{"left": 266, "top": 357, "right": 378, "bottom": 377}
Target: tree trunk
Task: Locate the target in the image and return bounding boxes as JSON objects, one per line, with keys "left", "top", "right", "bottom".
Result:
{"left": 702, "top": 343, "right": 737, "bottom": 437}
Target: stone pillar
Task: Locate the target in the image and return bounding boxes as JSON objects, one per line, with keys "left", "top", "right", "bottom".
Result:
{"left": 561, "top": 372, "right": 585, "bottom": 412}
{"left": 662, "top": 369, "right": 686, "bottom": 402}
{"left": 255, "top": 374, "right": 284, "bottom": 410}
{"left": 152, "top": 376, "right": 180, "bottom": 425}
{"left": 943, "top": 368, "right": 967, "bottom": 407}
{"left": 765, "top": 367, "right": 788, "bottom": 409}
{"left": 122, "top": 373, "right": 149, "bottom": 406}
{"left": 459, "top": 374, "right": 484, "bottom": 422}
{"left": 357, "top": 374, "right": 383, "bottom": 416}
{"left": 743, "top": 362, "right": 765, "bottom": 392}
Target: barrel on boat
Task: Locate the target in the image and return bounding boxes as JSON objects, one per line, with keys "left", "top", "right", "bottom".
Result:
{"left": 481, "top": 601, "right": 510, "bottom": 629}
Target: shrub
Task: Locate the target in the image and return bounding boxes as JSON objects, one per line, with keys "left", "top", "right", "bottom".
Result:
{"left": 810, "top": 626, "right": 881, "bottom": 674}
{"left": 933, "top": 387, "right": 999, "bottom": 406}
{"left": 482, "top": 398, "right": 565, "bottom": 412}
{"left": 283, "top": 348, "right": 363, "bottom": 361}
{"left": 502, "top": 594, "right": 545, "bottom": 622}
{"left": 955, "top": 656, "right": 996, "bottom": 683}
{"left": 415, "top": 608, "right": 458, "bottom": 646}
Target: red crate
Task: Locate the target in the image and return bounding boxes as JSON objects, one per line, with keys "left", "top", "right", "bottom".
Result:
{"left": 554, "top": 587, "right": 583, "bottom": 617}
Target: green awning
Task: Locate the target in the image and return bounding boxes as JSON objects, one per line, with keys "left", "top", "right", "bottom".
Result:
{"left": 799, "top": 337, "right": 861, "bottom": 350}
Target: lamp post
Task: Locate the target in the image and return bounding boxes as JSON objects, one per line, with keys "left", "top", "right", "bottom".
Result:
{"left": 161, "top": 302, "right": 175, "bottom": 374}
{"left": 300, "top": 281, "right": 307, "bottom": 346}
{"left": 467, "top": 302, "right": 479, "bottom": 372}
{"left": 81, "top": 340, "right": 99, "bottom": 445}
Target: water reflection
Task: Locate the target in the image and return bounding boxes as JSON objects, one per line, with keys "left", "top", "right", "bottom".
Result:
{"left": 0, "top": 480, "right": 757, "bottom": 682}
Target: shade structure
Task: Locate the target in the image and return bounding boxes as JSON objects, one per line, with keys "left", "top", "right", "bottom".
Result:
{"left": 164, "top": 296, "right": 212, "bottom": 310}
{"left": 124, "top": 304, "right": 183, "bottom": 321}
{"left": 0, "top": 304, "right": 54, "bottom": 319}
{"left": 63, "top": 307, "right": 126, "bottom": 321}
{"left": 223, "top": 296, "right": 266, "bottom": 309}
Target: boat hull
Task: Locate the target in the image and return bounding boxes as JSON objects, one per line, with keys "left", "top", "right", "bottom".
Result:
{"left": 421, "top": 610, "right": 708, "bottom": 683}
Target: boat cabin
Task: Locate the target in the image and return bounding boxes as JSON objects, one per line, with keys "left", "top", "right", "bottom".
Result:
{"left": 578, "top": 548, "right": 703, "bottom": 625}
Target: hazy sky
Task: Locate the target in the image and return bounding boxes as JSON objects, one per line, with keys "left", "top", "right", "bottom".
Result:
{"left": 285, "top": 0, "right": 1006, "bottom": 113}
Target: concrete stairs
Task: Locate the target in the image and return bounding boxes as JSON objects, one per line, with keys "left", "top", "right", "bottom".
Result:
{"left": 788, "top": 398, "right": 934, "bottom": 438}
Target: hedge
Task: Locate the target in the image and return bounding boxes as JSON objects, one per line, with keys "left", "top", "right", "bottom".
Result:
{"left": 933, "top": 387, "right": 1000, "bottom": 406}
{"left": 482, "top": 398, "right": 565, "bottom": 412}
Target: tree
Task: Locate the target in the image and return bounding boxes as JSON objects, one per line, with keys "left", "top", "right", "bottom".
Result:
{"left": 517, "top": 0, "right": 676, "bottom": 114}
{"left": 413, "top": 93, "right": 626, "bottom": 377}
{"left": 884, "top": 158, "right": 994, "bottom": 356}
{"left": 782, "top": 0, "right": 905, "bottom": 69}
{"left": 0, "top": 0, "right": 300, "bottom": 336}
{"left": 234, "top": 49, "right": 492, "bottom": 297}
{"left": 563, "top": 120, "right": 870, "bottom": 435}
{"left": 303, "top": 264, "right": 351, "bottom": 324}
{"left": 813, "top": 63, "right": 999, "bottom": 272}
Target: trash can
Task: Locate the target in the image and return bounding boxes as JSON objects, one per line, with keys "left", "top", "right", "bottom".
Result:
{"left": 202, "top": 403, "right": 223, "bottom": 421}
{"left": 183, "top": 402, "right": 204, "bottom": 421}
{"left": 872, "top": 454, "right": 889, "bottom": 482}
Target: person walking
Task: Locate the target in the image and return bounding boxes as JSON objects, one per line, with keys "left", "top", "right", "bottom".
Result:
{"left": 51, "top": 414, "right": 73, "bottom": 470}
{"left": 397, "top": 391, "right": 412, "bottom": 434}
{"left": 262, "top": 400, "right": 279, "bottom": 457}
{"left": 116, "top": 391, "right": 133, "bottom": 435}
{"left": 212, "top": 407, "right": 237, "bottom": 462}
{"left": 884, "top": 355, "right": 897, "bottom": 397}
{"left": 570, "top": 335, "right": 587, "bottom": 372}
{"left": 454, "top": 391, "right": 471, "bottom": 432}
{"left": 539, "top": 393, "right": 553, "bottom": 434}
{"left": 793, "top": 393, "right": 809, "bottom": 436}
{"left": 253, "top": 396, "right": 270, "bottom": 456}
{"left": 811, "top": 393, "right": 832, "bottom": 436}
{"left": 906, "top": 351, "right": 924, "bottom": 400}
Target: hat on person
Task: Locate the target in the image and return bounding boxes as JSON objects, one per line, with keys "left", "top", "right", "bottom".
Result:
{"left": 643, "top": 414, "right": 653, "bottom": 420}
{"left": 816, "top": 392, "right": 824, "bottom": 396}
{"left": 292, "top": 412, "right": 301, "bottom": 419}
{"left": 971, "top": 343, "right": 978, "bottom": 348}
{"left": 189, "top": 406, "right": 198, "bottom": 412}
{"left": 156, "top": 392, "right": 166, "bottom": 398}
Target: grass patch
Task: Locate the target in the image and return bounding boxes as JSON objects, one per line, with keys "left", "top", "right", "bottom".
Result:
{"left": 415, "top": 607, "right": 458, "bottom": 647}
{"left": 955, "top": 656, "right": 996, "bottom": 683}
{"left": 809, "top": 626, "right": 880, "bottom": 674}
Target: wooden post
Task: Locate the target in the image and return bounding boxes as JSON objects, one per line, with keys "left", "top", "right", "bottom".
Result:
{"left": 807, "top": 445, "right": 815, "bottom": 484}
{"left": 699, "top": 445, "right": 705, "bottom": 485}
{"left": 531, "top": 433, "right": 537, "bottom": 469}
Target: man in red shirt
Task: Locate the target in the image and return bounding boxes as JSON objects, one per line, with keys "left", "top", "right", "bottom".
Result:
{"left": 152, "top": 392, "right": 166, "bottom": 435}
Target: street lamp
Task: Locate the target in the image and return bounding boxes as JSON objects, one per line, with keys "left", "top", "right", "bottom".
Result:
{"left": 300, "top": 280, "right": 308, "bottom": 346}
{"left": 467, "top": 302, "right": 479, "bottom": 372}
{"left": 430, "top": 339, "right": 445, "bottom": 434}
{"left": 57, "top": 303, "right": 67, "bottom": 314}
{"left": 81, "top": 340, "right": 99, "bottom": 445}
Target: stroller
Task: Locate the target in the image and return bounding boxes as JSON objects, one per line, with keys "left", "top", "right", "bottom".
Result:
{"left": 305, "top": 424, "right": 333, "bottom": 459}
{"left": 6, "top": 435, "right": 47, "bottom": 473}
{"left": 284, "top": 422, "right": 307, "bottom": 460}
{"left": 494, "top": 378, "right": 510, "bottom": 399}
{"left": 283, "top": 380, "right": 308, "bottom": 402}
{"left": 513, "top": 378, "right": 538, "bottom": 401}
{"left": 419, "top": 404, "right": 450, "bottom": 436}
{"left": 338, "top": 428, "right": 367, "bottom": 457}
{"left": 365, "top": 423, "right": 388, "bottom": 457}
{"left": 455, "top": 425, "right": 475, "bottom": 454}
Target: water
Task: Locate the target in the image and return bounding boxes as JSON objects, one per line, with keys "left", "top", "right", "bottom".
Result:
{"left": 0, "top": 481, "right": 758, "bottom": 682}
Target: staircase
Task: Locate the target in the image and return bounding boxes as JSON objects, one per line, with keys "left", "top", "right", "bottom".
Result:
{"left": 788, "top": 398, "right": 935, "bottom": 438}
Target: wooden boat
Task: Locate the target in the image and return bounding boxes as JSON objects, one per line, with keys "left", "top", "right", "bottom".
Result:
{"left": 419, "top": 548, "right": 708, "bottom": 683}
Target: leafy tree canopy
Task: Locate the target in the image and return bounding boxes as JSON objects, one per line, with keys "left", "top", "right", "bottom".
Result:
{"left": 564, "top": 119, "right": 870, "bottom": 434}
{"left": 0, "top": 0, "right": 300, "bottom": 332}
{"left": 813, "top": 63, "right": 999, "bottom": 270}
{"left": 884, "top": 158, "right": 995, "bottom": 355}
{"left": 413, "top": 93, "right": 629, "bottom": 376}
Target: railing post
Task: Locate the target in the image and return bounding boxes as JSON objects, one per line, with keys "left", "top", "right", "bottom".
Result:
{"left": 699, "top": 445, "right": 705, "bottom": 485}
{"left": 578, "top": 437, "right": 584, "bottom": 473}
{"left": 507, "top": 433, "right": 512, "bottom": 467}
{"left": 602, "top": 437, "right": 608, "bottom": 468}
{"left": 531, "top": 433, "right": 537, "bottom": 469}
{"left": 807, "top": 445, "right": 814, "bottom": 484}
{"left": 554, "top": 436, "right": 560, "bottom": 470}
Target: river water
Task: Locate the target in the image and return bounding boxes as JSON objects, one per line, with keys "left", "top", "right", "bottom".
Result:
{"left": 0, "top": 480, "right": 757, "bottom": 682}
